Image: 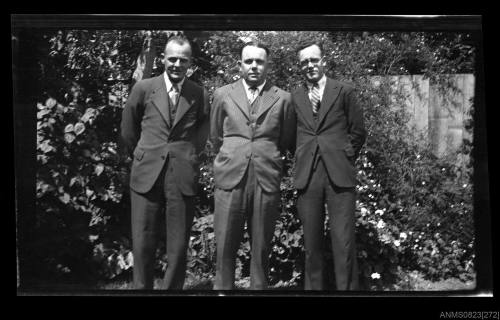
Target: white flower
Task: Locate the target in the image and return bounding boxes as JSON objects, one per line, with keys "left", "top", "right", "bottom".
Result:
{"left": 376, "top": 220, "right": 385, "bottom": 229}
{"left": 371, "top": 272, "right": 381, "bottom": 279}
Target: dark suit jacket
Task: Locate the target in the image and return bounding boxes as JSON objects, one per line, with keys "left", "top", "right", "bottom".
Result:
{"left": 210, "top": 79, "right": 295, "bottom": 193}
{"left": 292, "top": 77, "right": 366, "bottom": 189}
{"left": 121, "top": 74, "right": 210, "bottom": 195}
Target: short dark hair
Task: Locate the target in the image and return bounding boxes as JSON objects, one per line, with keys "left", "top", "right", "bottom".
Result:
{"left": 165, "top": 34, "right": 192, "bottom": 52}
{"left": 296, "top": 41, "right": 324, "bottom": 56}
{"left": 239, "top": 41, "right": 270, "bottom": 58}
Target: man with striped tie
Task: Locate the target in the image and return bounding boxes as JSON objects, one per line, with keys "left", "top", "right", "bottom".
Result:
{"left": 291, "top": 41, "right": 366, "bottom": 290}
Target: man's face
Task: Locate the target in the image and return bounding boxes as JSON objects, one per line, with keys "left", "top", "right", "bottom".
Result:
{"left": 164, "top": 41, "right": 192, "bottom": 83}
{"left": 239, "top": 45, "right": 269, "bottom": 87}
{"left": 298, "top": 44, "right": 325, "bottom": 83}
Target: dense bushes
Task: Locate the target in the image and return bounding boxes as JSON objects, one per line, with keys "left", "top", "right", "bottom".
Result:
{"left": 29, "top": 30, "right": 475, "bottom": 289}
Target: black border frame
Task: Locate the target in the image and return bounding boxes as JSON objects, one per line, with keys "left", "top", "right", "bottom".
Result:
{"left": 13, "top": 14, "right": 492, "bottom": 299}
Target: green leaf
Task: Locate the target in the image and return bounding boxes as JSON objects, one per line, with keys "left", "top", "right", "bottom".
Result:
{"left": 59, "top": 192, "right": 70, "bottom": 204}
{"left": 95, "top": 163, "right": 104, "bottom": 176}
{"left": 45, "top": 97, "right": 57, "bottom": 108}
{"left": 74, "top": 122, "right": 85, "bottom": 135}
{"left": 64, "top": 124, "right": 74, "bottom": 133}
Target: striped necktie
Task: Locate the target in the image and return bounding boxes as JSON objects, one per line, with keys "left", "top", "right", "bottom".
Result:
{"left": 169, "top": 83, "right": 180, "bottom": 106}
{"left": 249, "top": 86, "right": 258, "bottom": 104}
{"left": 310, "top": 83, "right": 320, "bottom": 115}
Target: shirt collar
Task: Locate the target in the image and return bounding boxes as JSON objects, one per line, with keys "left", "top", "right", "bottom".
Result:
{"left": 306, "top": 74, "right": 326, "bottom": 91}
{"left": 242, "top": 79, "right": 266, "bottom": 95}
{"left": 164, "top": 72, "right": 185, "bottom": 92}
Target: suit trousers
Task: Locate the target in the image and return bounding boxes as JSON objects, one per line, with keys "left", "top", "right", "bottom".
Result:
{"left": 130, "top": 158, "right": 195, "bottom": 290}
{"left": 213, "top": 162, "right": 280, "bottom": 290}
{"left": 297, "top": 158, "right": 359, "bottom": 290}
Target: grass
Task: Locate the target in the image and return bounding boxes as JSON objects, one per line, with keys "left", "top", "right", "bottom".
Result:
{"left": 97, "top": 270, "right": 476, "bottom": 292}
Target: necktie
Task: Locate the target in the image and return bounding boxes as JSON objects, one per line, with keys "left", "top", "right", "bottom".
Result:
{"left": 310, "top": 83, "right": 320, "bottom": 116}
{"left": 170, "top": 83, "right": 179, "bottom": 106}
{"left": 248, "top": 87, "right": 258, "bottom": 104}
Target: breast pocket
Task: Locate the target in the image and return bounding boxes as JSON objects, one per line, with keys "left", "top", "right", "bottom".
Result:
{"left": 344, "top": 143, "right": 355, "bottom": 158}
{"left": 133, "top": 148, "right": 145, "bottom": 161}
{"left": 184, "top": 109, "right": 198, "bottom": 121}
{"left": 216, "top": 150, "right": 231, "bottom": 163}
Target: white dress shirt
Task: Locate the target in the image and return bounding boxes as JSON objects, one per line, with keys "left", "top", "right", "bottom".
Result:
{"left": 163, "top": 72, "right": 185, "bottom": 102}
{"left": 306, "top": 75, "right": 326, "bottom": 103}
{"left": 242, "top": 79, "right": 266, "bottom": 104}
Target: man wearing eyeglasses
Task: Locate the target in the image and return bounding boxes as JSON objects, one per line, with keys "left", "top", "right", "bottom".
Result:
{"left": 291, "top": 41, "right": 366, "bottom": 290}
{"left": 121, "top": 35, "right": 210, "bottom": 289}
{"left": 210, "top": 41, "right": 295, "bottom": 289}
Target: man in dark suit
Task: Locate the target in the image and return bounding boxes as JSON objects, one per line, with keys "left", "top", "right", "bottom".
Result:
{"left": 210, "top": 41, "right": 295, "bottom": 290}
{"left": 291, "top": 41, "right": 366, "bottom": 290}
{"left": 121, "top": 35, "right": 210, "bottom": 290}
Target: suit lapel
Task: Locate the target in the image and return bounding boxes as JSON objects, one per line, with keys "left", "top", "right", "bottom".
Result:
{"left": 317, "top": 77, "right": 341, "bottom": 127}
{"left": 172, "top": 80, "right": 195, "bottom": 129}
{"left": 151, "top": 75, "right": 172, "bottom": 127}
{"left": 228, "top": 80, "right": 250, "bottom": 120}
{"left": 294, "top": 85, "right": 316, "bottom": 130}
{"left": 256, "top": 82, "right": 279, "bottom": 120}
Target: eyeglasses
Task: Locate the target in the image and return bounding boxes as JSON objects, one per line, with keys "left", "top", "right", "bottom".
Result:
{"left": 166, "top": 57, "right": 190, "bottom": 64}
{"left": 299, "top": 57, "right": 323, "bottom": 68}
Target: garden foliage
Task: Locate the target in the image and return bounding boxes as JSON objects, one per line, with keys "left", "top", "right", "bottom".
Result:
{"left": 29, "top": 30, "right": 475, "bottom": 289}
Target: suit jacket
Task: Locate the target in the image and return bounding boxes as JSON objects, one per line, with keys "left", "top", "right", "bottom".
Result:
{"left": 121, "top": 74, "right": 210, "bottom": 195}
{"left": 292, "top": 77, "right": 366, "bottom": 189}
{"left": 210, "top": 79, "right": 295, "bottom": 193}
